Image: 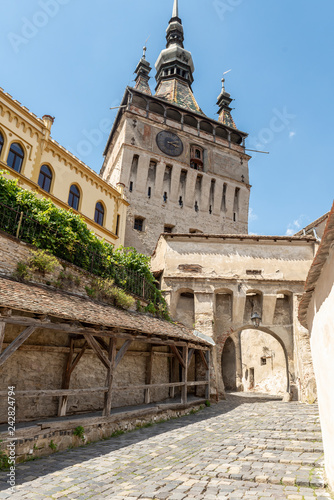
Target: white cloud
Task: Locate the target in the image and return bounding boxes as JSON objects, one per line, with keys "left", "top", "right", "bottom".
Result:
{"left": 285, "top": 215, "right": 306, "bottom": 236}
{"left": 249, "top": 208, "right": 258, "bottom": 222}
{"left": 289, "top": 131, "right": 296, "bottom": 139}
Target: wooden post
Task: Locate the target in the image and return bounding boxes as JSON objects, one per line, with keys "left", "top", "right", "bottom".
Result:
{"left": 205, "top": 350, "right": 211, "bottom": 401}
{"left": 103, "top": 338, "right": 117, "bottom": 417}
{"left": 58, "top": 339, "right": 75, "bottom": 417}
{"left": 0, "top": 326, "right": 36, "bottom": 367}
{"left": 181, "top": 345, "right": 188, "bottom": 404}
{"left": 144, "top": 346, "right": 153, "bottom": 404}
{"left": 169, "top": 351, "right": 175, "bottom": 399}
{"left": 0, "top": 322, "right": 5, "bottom": 355}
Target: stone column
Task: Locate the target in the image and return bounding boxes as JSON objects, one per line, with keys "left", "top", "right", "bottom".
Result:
{"left": 262, "top": 294, "right": 277, "bottom": 326}
{"left": 233, "top": 332, "right": 243, "bottom": 391}
{"left": 194, "top": 292, "right": 225, "bottom": 399}
{"left": 292, "top": 293, "right": 317, "bottom": 403}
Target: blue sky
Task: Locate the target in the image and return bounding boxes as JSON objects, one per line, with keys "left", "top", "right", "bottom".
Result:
{"left": 1, "top": 0, "right": 333, "bottom": 236}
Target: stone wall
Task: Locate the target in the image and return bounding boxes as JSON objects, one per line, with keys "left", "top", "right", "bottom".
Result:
{"left": 152, "top": 234, "right": 318, "bottom": 402}
{"left": 101, "top": 103, "right": 250, "bottom": 255}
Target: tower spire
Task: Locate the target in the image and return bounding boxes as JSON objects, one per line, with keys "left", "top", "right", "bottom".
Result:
{"left": 172, "top": 0, "right": 179, "bottom": 18}
{"left": 134, "top": 47, "right": 152, "bottom": 96}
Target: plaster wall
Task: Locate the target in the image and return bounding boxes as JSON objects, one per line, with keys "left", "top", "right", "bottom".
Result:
{"left": 240, "top": 329, "right": 287, "bottom": 395}
{"left": 152, "top": 235, "right": 317, "bottom": 401}
{"left": 307, "top": 245, "right": 334, "bottom": 491}
{"left": 0, "top": 88, "right": 127, "bottom": 248}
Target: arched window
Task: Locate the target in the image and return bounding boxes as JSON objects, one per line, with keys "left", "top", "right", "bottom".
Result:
{"left": 7, "top": 143, "right": 24, "bottom": 173}
{"left": 68, "top": 185, "right": 80, "bottom": 211}
{"left": 38, "top": 165, "right": 53, "bottom": 193}
{"left": 0, "top": 132, "right": 4, "bottom": 157}
{"left": 94, "top": 202, "right": 104, "bottom": 226}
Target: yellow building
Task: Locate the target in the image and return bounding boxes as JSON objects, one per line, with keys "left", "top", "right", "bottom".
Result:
{"left": 0, "top": 87, "right": 128, "bottom": 248}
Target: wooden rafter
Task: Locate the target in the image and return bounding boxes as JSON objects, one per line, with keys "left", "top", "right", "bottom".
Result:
{"left": 0, "top": 325, "right": 36, "bottom": 366}
{"left": 187, "top": 348, "right": 195, "bottom": 367}
{"left": 170, "top": 345, "right": 185, "bottom": 368}
{"left": 84, "top": 334, "right": 110, "bottom": 369}
{"left": 199, "top": 349, "right": 209, "bottom": 370}
{"left": 115, "top": 339, "right": 132, "bottom": 368}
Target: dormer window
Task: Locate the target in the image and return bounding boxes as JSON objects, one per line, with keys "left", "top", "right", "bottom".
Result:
{"left": 190, "top": 145, "right": 204, "bottom": 172}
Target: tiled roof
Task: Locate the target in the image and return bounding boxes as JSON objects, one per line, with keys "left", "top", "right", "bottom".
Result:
{"left": 0, "top": 276, "right": 211, "bottom": 346}
{"left": 134, "top": 76, "right": 152, "bottom": 96}
{"left": 218, "top": 109, "right": 237, "bottom": 129}
{"left": 155, "top": 79, "right": 204, "bottom": 115}
{"left": 298, "top": 202, "right": 334, "bottom": 328}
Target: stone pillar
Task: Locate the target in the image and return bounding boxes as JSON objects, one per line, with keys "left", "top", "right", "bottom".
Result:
{"left": 153, "top": 161, "right": 165, "bottom": 200}
{"left": 233, "top": 333, "right": 243, "bottom": 391}
{"left": 292, "top": 294, "right": 317, "bottom": 403}
{"left": 262, "top": 294, "right": 277, "bottom": 326}
{"left": 194, "top": 292, "right": 225, "bottom": 400}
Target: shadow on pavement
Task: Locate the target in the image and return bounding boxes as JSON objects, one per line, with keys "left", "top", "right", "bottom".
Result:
{"left": 0, "top": 393, "right": 281, "bottom": 492}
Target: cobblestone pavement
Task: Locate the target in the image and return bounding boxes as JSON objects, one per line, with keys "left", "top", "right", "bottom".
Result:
{"left": 0, "top": 394, "right": 332, "bottom": 499}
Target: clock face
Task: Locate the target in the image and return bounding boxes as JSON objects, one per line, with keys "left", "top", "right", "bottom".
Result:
{"left": 156, "top": 131, "right": 184, "bottom": 157}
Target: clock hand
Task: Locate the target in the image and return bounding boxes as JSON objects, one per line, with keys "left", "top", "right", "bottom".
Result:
{"left": 167, "top": 141, "right": 178, "bottom": 147}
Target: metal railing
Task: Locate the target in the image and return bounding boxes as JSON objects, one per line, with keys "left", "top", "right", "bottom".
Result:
{"left": 0, "top": 201, "right": 158, "bottom": 304}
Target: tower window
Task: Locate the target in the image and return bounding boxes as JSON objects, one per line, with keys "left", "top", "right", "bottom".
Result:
{"left": 190, "top": 145, "right": 204, "bottom": 171}
{"left": 164, "top": 225, "right": 174, "bottom": 234}
{"left": 194, "top": 201, "right": 199, "bottom": 212}
{"left": 179, "top": 196, "right": 183, "bottom": 208}
{"left": 163, "top": 192, "right": 168, "bottom": 203}
{"left": 261, "top": 357, "right": 267, "bottom": 366}
{"left": 94, "top": 202, "right": 105, "bottom": 227}
{"left": 129, "top": 181, "right": 133, "bottom": 192}
{"left": 7, "top": 143, "right": 24, "bottom": 173}
{"left": 115, "top": 214, "right": 120, "bottom": 236}
{"left": 0, "top": 132, "right": 4, "bottom": 156}
{"left": 68, "top": 185, "right": 80, "bottom": 211}
{"left": 134, "top": 217, "right": 144, "bottom": 232}
{"left": 148, "top": 187, "right": 151, "bottom": 198}
{"left": 38, "top": 165, "right": 53, "bottom": 193}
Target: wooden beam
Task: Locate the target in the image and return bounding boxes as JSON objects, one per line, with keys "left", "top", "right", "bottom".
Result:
{"left": 103, "top": 338, "right": 117, "bottom": 417}
{"left": 205, "top": 350, "right": 211, "bottom": 400}
{"left": 0, "top": 326, "right": 36, "bottom": 366}
{"left": 0, "top": 387, "right": 108, "bottom": 398}
{"left": 144, "top": 346, "right": 153, "bottom": 404}
{"left": 0, "top": 316, "right": 210, "bottom": 350}
{"left": 84, "top": 334, "right": 110, "bottom": 369}
{"left": 199, "top": 349, "right": 209, "bottom": 370}
{"left": 169, "top": 353, "right": 175, "bottom": 399}
{"left": 170, "top": 345, "right": 186, "bottom": 369}
{"left": 58, "top": 338, "right": 75, "bottom": 417}
{"left": 0, "top": 382, "right": 210, "bottom": 399}
{"left": 181, "top": 346, "right": 188, "bottom": 404}
{"left": 0, "top": 322, "right": 5, "bottom": 355}
{"left": 95, "top": 337, "right": 109, "bottom": 352}
{"left": 187, "top": 348, "right": 195, "bottom": 367}
{"left": 70, "top": 342, "right": 87, "bottom": 374}
{"left": 115, "top": 339, "right": 132, "bottom": 368}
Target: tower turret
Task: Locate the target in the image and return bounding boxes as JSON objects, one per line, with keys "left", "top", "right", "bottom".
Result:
{"left": 134, "top": 46, "right": 152, "bottom": 96}
{"left": 217, "top": 78, "right": 237, "bottom": 129}
{"left": 155, "top": 0, "right": 203, "bottom": 114}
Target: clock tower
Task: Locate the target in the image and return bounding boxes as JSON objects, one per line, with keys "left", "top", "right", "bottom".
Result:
{"left": 101, "top": 0, "right": 251, "bottom": 255}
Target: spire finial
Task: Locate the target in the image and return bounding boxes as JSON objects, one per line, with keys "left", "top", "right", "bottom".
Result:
{"left": 143, "top": 46, "right": 147, "bottom": 59}
{"left": 172, "top": 0, "right": 178, "bottom": 18}
{"left": 221, "top": 78, "right": 226, "bottom": 93}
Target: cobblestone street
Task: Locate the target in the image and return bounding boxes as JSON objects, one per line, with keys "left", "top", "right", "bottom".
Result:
{"left": 0, "top": 394, "right": 332, "bottom": 499}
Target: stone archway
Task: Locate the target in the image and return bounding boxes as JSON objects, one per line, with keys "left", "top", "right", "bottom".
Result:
{"left": 221, "top": 336, "right": 237, "bottom": 391}
{"left": 236, "top": 326, "right": 290, "bottom": 394}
